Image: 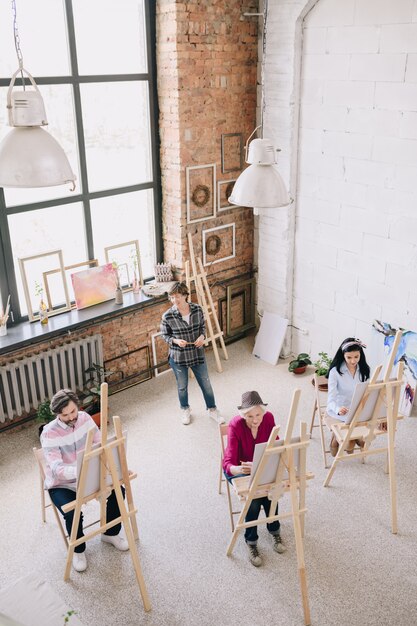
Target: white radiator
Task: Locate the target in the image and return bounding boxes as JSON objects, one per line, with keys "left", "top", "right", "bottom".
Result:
{"left": 0, "top": 334, "right": 103, "bottom": 422}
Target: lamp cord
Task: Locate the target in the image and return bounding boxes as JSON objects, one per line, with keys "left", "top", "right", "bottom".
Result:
{"left": 11, "top": 0, "right": 25, "bottom": 88}
{"left": 260, "top": 0, "right": 268, "bottom": 139}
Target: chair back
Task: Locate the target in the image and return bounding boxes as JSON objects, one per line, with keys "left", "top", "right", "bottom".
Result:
{"left": 33, "top": 447, "right": 46, "bottom": 480}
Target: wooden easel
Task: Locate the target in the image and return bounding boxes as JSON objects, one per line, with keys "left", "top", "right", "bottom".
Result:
{"left": 226, "top": 389, "right": 313, "bottom": 626}
{"left": 62, "top": 383, "right": 150, "bottom": 612}
{"left": 185, "top": 232, "right": 228, "bottom": 373}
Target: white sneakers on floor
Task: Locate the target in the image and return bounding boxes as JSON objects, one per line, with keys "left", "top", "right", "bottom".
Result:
{"left": 101, "top": 533, "right": 129, "bottom": 551}
{"left": 73, "top": 552, "right": 87, "bottom": 572}
{"left": 181, "top": 407, "right": 192, "bottom": 425}
{"left": 207, "top": 407, "right": 225, "bottom": 425}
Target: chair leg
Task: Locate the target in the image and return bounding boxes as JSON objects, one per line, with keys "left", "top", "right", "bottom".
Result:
{"left": 225, "top": 481, "right": 235, "bottom": 532}
{"left": 319, "top": 418, "right": 329, "bottom": 469}
{"left": 218, "top": 456, "right": 223, "bottom": 494}
{"left": 309, "top": 399, "right": 317, "bottom": 436}
{"left": 49, "top": 498, "right": 69, "bottom": 548}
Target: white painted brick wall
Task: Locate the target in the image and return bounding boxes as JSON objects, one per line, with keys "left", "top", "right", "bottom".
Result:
{"left": 257, "top": 0, "right": 417, "bottom": 360}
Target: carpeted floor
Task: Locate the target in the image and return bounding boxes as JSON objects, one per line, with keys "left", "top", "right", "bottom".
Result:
{"left": 0, "top": 336, "right": 416, "bottom": 626}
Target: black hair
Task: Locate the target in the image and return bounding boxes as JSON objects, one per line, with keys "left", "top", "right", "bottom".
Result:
{"left": 327, "top": 337, "right": 370, "bottom": 381}
{"left": 50, "top": 389, "right": 79, "bottom": 416}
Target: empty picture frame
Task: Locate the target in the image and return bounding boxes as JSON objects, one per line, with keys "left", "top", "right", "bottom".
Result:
{"left": 186, "top": 163, "right": 216, "bottom": 224}
{"left": 151, "top": 332, "right": 171, "bottom": 376}
{"left": 218, "top": 179, "right": 239, "bottom": 211}
{"left": 221, "top": 133, "right": 243, "bottom": 173}
{"left": 202, "top": 223, "right": 236, "bottom": 266}
{"left": 43, "top": 259, "right": 99, "bottom": 310}
{"left": 18, "top": 249, "right": 71, "bottom": 322}
{"left": 104, "top": 240, "right": 143, "bottom": 288}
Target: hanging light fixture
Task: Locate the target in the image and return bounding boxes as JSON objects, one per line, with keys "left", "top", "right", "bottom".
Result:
{"left": 228, "top": 0, "right": 291, "bottom": 211}
{"left": 0, "top": 0, "right": 76, "bottom": 189}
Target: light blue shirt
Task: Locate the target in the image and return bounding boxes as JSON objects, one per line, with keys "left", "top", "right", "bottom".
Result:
{"left": 327, "top": 362, "right": 362, "bottom": 422}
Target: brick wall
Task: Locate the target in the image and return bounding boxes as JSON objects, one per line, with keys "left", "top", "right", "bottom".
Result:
{"left": 157, "top": 0, "right": 257, "bottom": 277}
{"left": 259, "top": 0, "right": 417, "bottom": 360}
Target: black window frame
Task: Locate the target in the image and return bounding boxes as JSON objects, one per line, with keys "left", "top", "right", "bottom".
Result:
{"left": 0, "top": 0, "right": 161, "bottom": 325}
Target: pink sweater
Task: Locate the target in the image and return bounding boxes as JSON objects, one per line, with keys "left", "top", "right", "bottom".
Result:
{"left": 41, "top": 411, "right": 101, "bottom": 490}
{"left": 222, "top": 411, "right": 277, "bottom": 476}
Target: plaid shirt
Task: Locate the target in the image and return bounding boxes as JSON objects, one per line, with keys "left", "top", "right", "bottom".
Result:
{"left": 161, "top": 302, "right": 206, "bottom": 366}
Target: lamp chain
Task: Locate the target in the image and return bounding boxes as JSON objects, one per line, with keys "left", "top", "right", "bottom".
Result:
{"left": 260, "top": 0, "right": 268, "bottom": 139}
{"left": 11, "top": 0, "right": 25, "bottom": 87}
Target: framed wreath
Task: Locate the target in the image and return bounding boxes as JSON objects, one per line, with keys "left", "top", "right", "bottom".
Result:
{"left": 205, "top": 234, "right": 221, "bottom": 256}
{"left": 192, "top": 184, "right": 210, "bottom": 208}
{"left": 186, "top": 163, "right": 216, "bottom": 224}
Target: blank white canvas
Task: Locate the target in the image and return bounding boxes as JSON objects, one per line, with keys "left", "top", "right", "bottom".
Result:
{"left": 252, "top": 312, "right": 288, "bottom": 365}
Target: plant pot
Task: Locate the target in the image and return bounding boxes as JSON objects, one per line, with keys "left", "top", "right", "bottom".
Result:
{"left": 91, "top": 412, "right": 101, "bottom": 428}
{"left": 292, "top": 366, "right": 307, "bottom": 375}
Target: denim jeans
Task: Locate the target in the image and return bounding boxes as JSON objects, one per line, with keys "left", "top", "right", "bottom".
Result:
{"left": 49, "top": 486, "right": 125, "bottom": 553}
{"left": 244, "top": 496, "right": 280, "bottom": 545}
{"left": 169, "top": 357, "right": 216, "bottom": 410}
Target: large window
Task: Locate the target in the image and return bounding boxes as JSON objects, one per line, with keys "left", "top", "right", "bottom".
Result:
{"left": 0, "top": 0, "right": 161, "bottom": 323}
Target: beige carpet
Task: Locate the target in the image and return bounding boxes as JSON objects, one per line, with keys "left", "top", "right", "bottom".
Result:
{"left": 0, "top": 336, "right": 416, "bottom": 626}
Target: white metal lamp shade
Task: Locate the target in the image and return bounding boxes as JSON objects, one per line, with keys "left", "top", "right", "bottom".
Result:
{"left": 228, "top": 137, "right": 291, "bottom": 209}
{"left": 0, "top": 127, "right": 76, "bottom": 188}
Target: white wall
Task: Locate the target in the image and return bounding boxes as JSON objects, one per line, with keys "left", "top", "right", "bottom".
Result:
{"left": 258, "top": 0, "right": 417, "bottom": 360}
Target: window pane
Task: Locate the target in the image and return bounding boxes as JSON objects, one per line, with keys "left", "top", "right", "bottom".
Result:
{"left": 0, "top": 85, "right": 80, "bottom": 206}
{"left": 0, "top": 0, "right": 69, "bottom": 77}
{"left": 73, "top": 0, "right": 147, "bottom": 75}
{"left": 90, "top": 190, "right": 156, "bottom": 279}
{"left": 81, "top": 82, "right": 152, "bottom": 191}
{"left": 8, "top": 203, "right": 86, "bottom": 316}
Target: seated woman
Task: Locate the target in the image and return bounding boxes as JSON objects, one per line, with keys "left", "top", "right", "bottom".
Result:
{"left": 326, "top": 338, "right": 370, "bottom": 456}
{"left": 222, "top": 390, "right": 286, "bottom": 568}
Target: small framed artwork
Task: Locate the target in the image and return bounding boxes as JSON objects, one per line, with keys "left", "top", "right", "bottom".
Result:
{"left": 221, "top": 133, "right": 243, "bottom": 173}
{"left": 202, "top": 223, "right": 236, "bottom": 266}
{"left": 104, "top": 240, "right": 143, "bottom": 288}
{"left": 43, "top": 259, "right": 99, "bottom": 309}
{"left": 186, "top": 163, "right": 216, "bottom": 224}
{"left": 226, "top": 278, "right": 256, "bottom": 337}
{"left": 18, "top": 249, "right": 71, "bottom": 322}
{"left": 151, "top": 331, "right": 171, "bottom": 376}
{"left": 71, "top": 263, "right": 118, "bottom": 310}
{"left": 218, "top": 179, "right": 238, "bottom": 211}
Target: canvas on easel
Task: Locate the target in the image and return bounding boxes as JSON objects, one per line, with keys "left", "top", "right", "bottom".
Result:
{"left": 226, "top": 389, "right": 313, "bottom": 626}
{"left": 61, "top": 383, "right": 150, "bottom": 612}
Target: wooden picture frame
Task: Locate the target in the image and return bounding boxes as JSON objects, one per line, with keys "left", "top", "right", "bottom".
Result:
{"left": 221, "top": 133, "right": 243, "bottom": 173}
{"left": 186, "top": 163, "right": 216, "bottom": 224}
{"left": 43, "top": 259, "right": 99, "bottom": 310}
{"left": 202, "top": 223, "right": 236, "bottom": 266}
{"left": 18, "top": 249, "right": 71, "bottom": 322}
{"left": 151, "top": 332, "right": 171, "bottom": 377}
{"left": 104, "top": 345, "right": 152, "bottom": 393}
{"left": 226, "top": 278, "right": 256, "bottom": 337}
{"left": 218, "top": 179, "right": 238, "bottom": 211}
{"left": 104, "top": 240, "right": 143, "bottom": 288}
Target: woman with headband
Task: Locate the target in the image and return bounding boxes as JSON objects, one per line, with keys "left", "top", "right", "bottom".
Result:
{"left": 325, "top": 338, "right": 370, "bottom": 456}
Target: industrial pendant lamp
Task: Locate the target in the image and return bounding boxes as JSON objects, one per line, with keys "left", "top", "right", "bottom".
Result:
{"left": 0, "top": 0, "right": 76, "bottom": 189}
{"left": 228, "top": 0, "right": 290, "bottom": 211}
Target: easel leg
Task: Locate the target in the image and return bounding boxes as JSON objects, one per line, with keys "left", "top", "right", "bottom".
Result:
{"left": 309, "top": 400, "right": 317, "bottom": 436}
{"left": 386, "top": 392, "right": 397, "bottom": 534}
{"left": 290, "top": 482, "right": 311, "bottom": 626}
{"left": 226, "top": 499, "right": 251, "bottom": 556}
{"left": 106, "top": 449, "right": 151, "bottom": 611}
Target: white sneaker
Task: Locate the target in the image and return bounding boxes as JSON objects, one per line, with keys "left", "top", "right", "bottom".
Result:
{"left": 101, "top": 533, "right": 129, "bottom": 551}
{"left": 181, "top": 407, "right": 191, "bottom": 425}
{"left": 207, "top": 408, "right": 225, "bottom": 425}
{"left": 72, "top": 552, "right": 87, "bottom": 572}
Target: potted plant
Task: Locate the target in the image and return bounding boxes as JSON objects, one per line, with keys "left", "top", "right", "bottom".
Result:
{"left": 288, "top": 353, "right": 312, "bottom": 374}
{"left": 36, "top": 398, "right": 55, "bottom": 437}
{"left": 81, "top": 363, "right": 114, "bottom": 427}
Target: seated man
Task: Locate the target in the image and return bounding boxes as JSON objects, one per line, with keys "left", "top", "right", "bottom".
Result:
{"left": 41, "top": 389, "right": 129, "bottom": 572}
{"left": 222, "top": 390, "right": 286, "bottom": 568}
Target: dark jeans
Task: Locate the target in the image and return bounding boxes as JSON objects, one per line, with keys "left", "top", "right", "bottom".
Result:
{"left": 169, "top": 357, "right": 216, "bottom": 410}
{"left": 225, "top": 473, "right": 280, "bottom": 544}
{"left": 49, "top": 486, "right": 125, "bottom": 553}
{"left": 244, "top": 496, "right": 280, "bottom": 545}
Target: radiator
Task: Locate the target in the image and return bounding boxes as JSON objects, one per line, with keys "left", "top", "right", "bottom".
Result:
{"left": 0, "top": 334, "right": 103, "bottom": 422}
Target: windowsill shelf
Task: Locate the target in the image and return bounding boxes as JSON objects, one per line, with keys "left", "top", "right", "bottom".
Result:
{"left": 0, "top": 289, "right": 167, "bottom": 357}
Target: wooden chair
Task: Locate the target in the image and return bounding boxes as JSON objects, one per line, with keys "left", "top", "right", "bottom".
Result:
{"left": 218, "top": 423, "right": 241, "bottom": 531}
{"left": 33, "top": 447, "right": 69, "bottom": 548}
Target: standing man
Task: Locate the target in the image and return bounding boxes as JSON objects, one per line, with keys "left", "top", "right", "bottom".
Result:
{"left": 161, "top": 281, "right": 224, "bottom": 426}
{"left": 41, "top": 389, "right": 129, "bottom": 572}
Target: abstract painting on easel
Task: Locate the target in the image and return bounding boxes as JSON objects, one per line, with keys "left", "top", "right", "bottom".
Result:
{"left": 372, "top": 320, "right": 417, "bottom": 416}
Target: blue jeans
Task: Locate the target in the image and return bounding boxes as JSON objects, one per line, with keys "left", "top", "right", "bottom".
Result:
{"left": 169, "top": 357, "right": 216, "bottom": 410}
{"left": 49, "top": 486, "right": 125, "bottom": 553}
